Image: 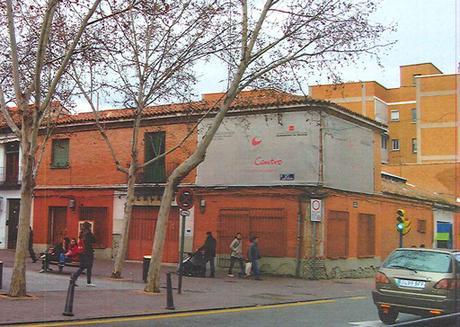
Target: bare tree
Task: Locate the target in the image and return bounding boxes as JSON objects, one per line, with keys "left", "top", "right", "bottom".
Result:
{"left": 72, "top": 0, "right": 226, "bottom": 279}
{"left": 145, "top": 0, "right": 394, "bottom": 292}
{"left": 0, "top": 0, "right": 118, "bottom": 297}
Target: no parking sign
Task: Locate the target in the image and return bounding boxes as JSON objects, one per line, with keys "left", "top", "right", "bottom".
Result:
{"left": 310, "top": 199, "right": 322, "bottom": 222}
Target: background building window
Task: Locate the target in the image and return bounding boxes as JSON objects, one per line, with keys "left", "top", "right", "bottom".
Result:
{"left": 417, "top": 219, "right": 426, "bottom": 233}
{"left": 390, "top": 110, "right": 400, "bottom": 121}
{"left": 381, "top": 134, "right": 388, "bottom": 150}
{"left": 51, "top": 139, "right": 69, "bottom": 168}
{"left": 357, "top": 214, "right": 375, "bottom": 257}
{"left": 411, "top": 108, "right": 417, "bottom": 122}
{"left": 412, "top": 138, "right": 417, "bottom": 153}
{"left": 326, "top": 211, "right": 349, "bottom": 259}
{"left": 391, "top": 139, "right": 400, "bottom": 151}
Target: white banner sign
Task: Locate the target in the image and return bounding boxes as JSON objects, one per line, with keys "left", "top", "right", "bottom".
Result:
{"left": 310, "top": 199, "right": 322, "bottom": 222}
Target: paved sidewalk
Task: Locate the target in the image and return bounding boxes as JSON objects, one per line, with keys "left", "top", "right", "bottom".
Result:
{"left": 0, "top": 250, "right": 374, "bottom": 325}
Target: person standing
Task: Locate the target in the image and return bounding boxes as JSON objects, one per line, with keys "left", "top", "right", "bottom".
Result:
{"left": 29, "top": 226, "right": 37, "bottom": 263}
{"left": 72, "top": 222, "right": 96, "bottom": 287}
{"left": 198, "top": 231, "right": 216, "bottom": 277}
{"left": 248, "top": 236, "right": 262, "bottom": 280}
{"left": 227, "top": 233, "right": 245, "bottom": 277}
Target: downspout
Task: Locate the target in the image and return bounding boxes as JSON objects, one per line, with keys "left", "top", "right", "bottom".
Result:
{"left": 319, "top": 111, "right": 324, "bottom": 186}
{"left": 295, "top": 196, "right": 303, "bottom": 277}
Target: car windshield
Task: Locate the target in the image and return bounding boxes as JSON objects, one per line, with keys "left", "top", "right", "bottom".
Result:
{"left": 383, "top": 250, "right": 452, "bottom": 273}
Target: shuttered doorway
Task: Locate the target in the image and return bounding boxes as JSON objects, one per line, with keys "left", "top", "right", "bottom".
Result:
{"left": 217, "top": 208, "right": 287, "bottom": 266}
{"left": 127, "top": 206, "right": 179, "bottom": 262}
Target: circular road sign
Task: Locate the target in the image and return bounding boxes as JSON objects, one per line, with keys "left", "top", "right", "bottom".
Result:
{"left": 176, "top": 188, "right": 194, "bottom": 210}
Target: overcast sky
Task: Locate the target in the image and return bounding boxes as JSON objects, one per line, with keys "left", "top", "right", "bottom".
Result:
{"left": 193, "top": 0, "right": 459, "bottom": 95}
{"left": 77, "top": 0, "right": 459, "bottom": 111}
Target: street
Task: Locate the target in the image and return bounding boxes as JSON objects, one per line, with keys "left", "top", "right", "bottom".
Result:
{"left": 21, "top": 295, "right": 420, "bottom": 327}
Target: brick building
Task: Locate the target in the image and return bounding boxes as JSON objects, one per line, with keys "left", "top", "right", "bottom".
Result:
{"left": 0, "top": 89, "right": 457, "bottom": 279}
{"left": 310, "top": 63, "right": 460, "bottom": 251}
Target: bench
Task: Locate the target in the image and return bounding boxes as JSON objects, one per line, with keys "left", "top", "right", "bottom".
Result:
{"left": 42, "top": 259, "right": 80, "bottom": 273}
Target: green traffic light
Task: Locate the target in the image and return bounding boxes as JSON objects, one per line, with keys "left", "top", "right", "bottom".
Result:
{"left": 397, "top": 222, "right": 404, "bottom": 231}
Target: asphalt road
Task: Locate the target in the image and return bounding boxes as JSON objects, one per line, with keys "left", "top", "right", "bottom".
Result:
{"left": 23, "top": 295, "right": 426, "bottom": 327}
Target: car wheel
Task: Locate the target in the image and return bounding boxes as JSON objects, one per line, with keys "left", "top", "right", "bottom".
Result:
{"left": 378, "top": 308, "right": 398, "bottom": 325}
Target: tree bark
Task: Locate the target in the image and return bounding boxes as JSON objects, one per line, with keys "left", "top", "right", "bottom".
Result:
{"left": 8, "top": 124, "right": 35, "bottom": 297}
{"left": 111, "top": 163, "right": 137, "bottom": 278}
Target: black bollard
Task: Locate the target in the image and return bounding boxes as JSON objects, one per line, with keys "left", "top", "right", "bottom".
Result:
{"left": 62, "top": 277, "right": 76, "bottom": 316}
{"left": 165, "top": 272, "right": 175, "bottom": 310}
{"left": 0, "top": 261, "right": 2, "bottom": 289}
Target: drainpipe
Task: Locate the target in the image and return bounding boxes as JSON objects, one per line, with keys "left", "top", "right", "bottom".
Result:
{"left": 295, "top": 196, "right": 303, "bottom": 278}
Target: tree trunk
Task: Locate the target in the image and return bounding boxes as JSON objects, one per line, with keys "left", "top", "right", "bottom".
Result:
{"left": 144, "top": 175, "right": 176, "bottom": 292}
{"left": 111, "top": 163, "right": 137, "bottom": 278}
{"left": 145, "top": 94, "right": 241, "bottom": 292}
{"left": 8, "top": 133, "right": 34, "bottom": 297}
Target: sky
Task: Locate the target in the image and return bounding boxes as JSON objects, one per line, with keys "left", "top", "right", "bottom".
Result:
{"left": 193, "top": 0, "right": 459, "bottom": 95}
{"left": 77, "top": 0, "right": 459, "bottom": 111}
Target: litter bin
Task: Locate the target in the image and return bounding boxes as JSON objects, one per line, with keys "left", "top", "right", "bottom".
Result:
{"left": 143, "top": 255, "right": 151, "bottom": 283}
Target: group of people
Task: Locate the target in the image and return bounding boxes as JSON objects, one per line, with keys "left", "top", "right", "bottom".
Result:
{"left": 38, "top": 222, "right": 97, "bottom": 287}
{"left": 197, "top": 232, "right": 262, "bottom": 280}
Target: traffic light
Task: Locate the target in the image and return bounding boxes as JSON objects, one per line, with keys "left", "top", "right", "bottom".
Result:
{"left": 396, "top": 209, "right": 411, "bottom": 235}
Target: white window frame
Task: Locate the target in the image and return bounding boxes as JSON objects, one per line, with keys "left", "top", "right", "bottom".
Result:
{"left": 390, "top": 110, "right": 400, "bottom": 121}
{"left": 391, "top": 139, "right": 400, "bottom": 151}
{"left": 412, "top": 138, "right": 417, "bottom": 153}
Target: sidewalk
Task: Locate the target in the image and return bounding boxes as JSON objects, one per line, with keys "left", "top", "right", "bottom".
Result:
{"left": 0, "top": 250, "right": 374, "bottom": 325}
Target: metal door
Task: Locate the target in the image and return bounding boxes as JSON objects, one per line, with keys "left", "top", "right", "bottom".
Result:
{"left": 48, "top": 207, "right": 67, "bottom": 245}
{"left": 7, "top": 199, "right": 20, "bottom": 249}
{"left": 127, "top": 206, "right": 179, "bottom": 262}
{"left": 217, "top": 208, "right": 287, "bottom": 262}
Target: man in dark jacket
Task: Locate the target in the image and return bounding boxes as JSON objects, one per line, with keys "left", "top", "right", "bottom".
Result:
{"left": 198, "top": 231, "right": 216, "bottom": 277}
{"left": 29, "top": 226, "right": 37, "bottom": 263}
{"left": 248, "top": 236, "right": 261, "bottom": 280}
{"left": 72, "top": 222, "right": 96, "bottom": 287}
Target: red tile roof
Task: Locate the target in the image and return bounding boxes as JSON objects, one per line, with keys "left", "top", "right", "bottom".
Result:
{"left": 1, "top": 89, "right": 386, "bottom": 129}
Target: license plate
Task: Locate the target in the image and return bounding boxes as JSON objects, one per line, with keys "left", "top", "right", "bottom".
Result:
{"left": 396, "top": 279, "right": 426, "bottom": 289}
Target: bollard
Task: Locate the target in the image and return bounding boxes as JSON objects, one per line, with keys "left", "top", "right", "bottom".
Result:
{"left": 62, "top": 277, "right": 76, "bottom": 316}
{"left": 165, "top": 272, "right": 175, "bottom": 310}
{"left": 0, "top": 261, "right": 2, "bottom": 289}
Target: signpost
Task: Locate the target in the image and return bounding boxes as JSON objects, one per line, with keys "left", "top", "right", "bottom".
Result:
{"left": 176, "top": 188, "right": 194, "bottom": 294}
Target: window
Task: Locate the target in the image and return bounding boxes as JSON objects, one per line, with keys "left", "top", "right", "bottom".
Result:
{"left": 381, "top": 134, "right": 388, "bottom": 150}
{"left": 326, "top": 211, "right": 349, "bottom": 259}
{"left": 391, "top": 139, "right": 400, "bottom": 151}
{"left": 51, "top": 139, "right": 69, "bottom": 168}
{"left": 5, "top": 141, "right": 19, "bottom": 184}
{"left": 144, "top": 132, "right": 166, "bottom": 183}
{"left": 412, "top": 138, "right": 417, "bottom": 153}
{"left": 417, "top": 219, "right": 426, "bottom": 233}
{"left": 358, "top": 214, "right": 375, "bottom": 257}
{"left": 80, "top": 207, "right": 108, "bottom": 248}
{"left": 383, "top": 250, "right": 452, "bottom": 273}
{"left": 390, "top": 110, "right": 400, "bottom": 121}
{"left": 411, "top": 108, "right": 417, "bottom": 123}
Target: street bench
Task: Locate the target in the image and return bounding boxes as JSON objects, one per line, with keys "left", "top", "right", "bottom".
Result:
{"left": 41, "top": 259, "right": 80, "bottom": 273}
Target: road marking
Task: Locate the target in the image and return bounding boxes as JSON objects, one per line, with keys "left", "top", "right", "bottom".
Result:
{"left": 349, "top": 321, "right": 383, "bottom": 326}
{"left": 22, "top": 299, "right": 337, "bottom": 326}
{"left": 349, "top": 296, "right": 367, "bottom": 301}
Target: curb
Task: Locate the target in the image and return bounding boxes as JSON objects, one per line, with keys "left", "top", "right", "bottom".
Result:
{"left": 0, "top": 294, "right": 368, "bottom": 326}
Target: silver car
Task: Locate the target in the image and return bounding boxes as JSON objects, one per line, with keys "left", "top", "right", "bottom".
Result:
{"left": 372, "top": 248, "right": 460, "bottom": 324}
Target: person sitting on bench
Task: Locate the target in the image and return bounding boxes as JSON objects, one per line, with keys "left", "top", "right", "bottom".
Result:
{"left": 63, "top": 238, "right": 82, "bottom": 263}
{"left": 40, "top": 237, "right": 70, "bottom": 273}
